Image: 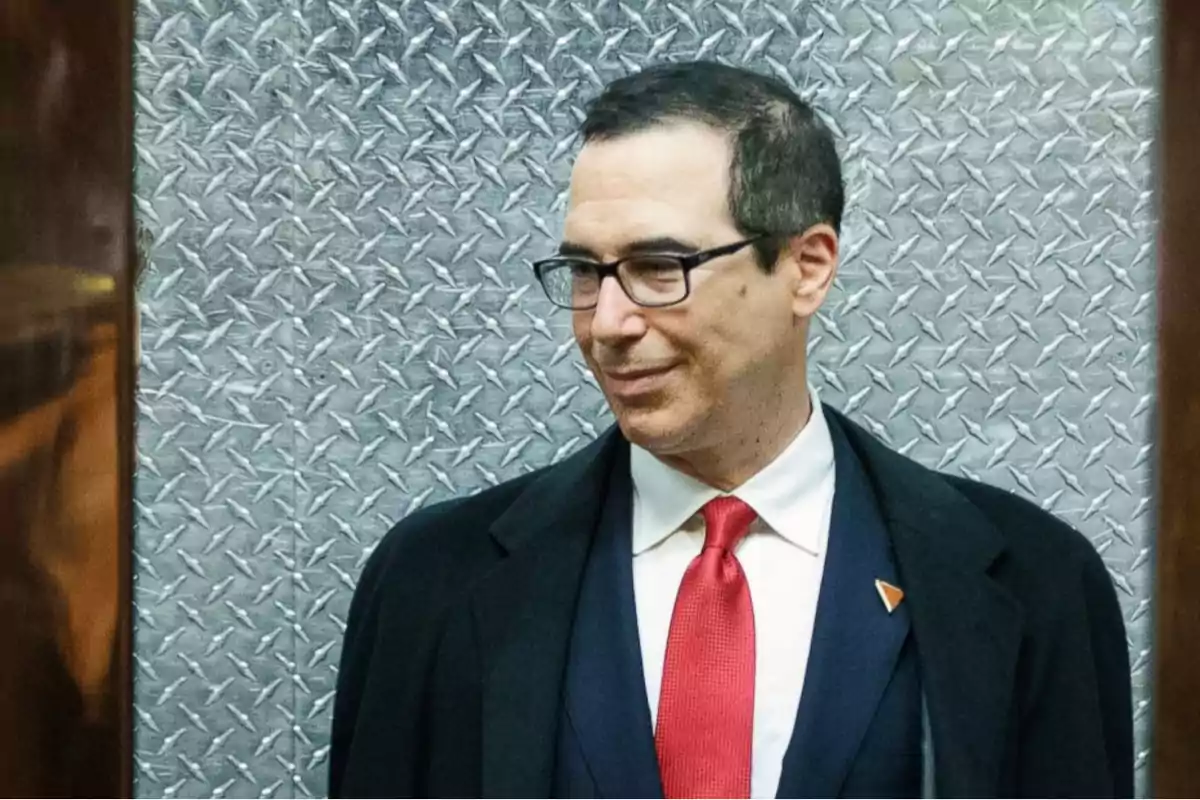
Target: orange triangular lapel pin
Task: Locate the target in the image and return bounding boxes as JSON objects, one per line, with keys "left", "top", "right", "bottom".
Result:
{"left": 875, "top": 579, "right": 904, "bottom": 614}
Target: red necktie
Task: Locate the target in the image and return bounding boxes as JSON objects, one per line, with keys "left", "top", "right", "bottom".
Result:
{"left": 655, "top": 496, "right": 758, "bottom": 799}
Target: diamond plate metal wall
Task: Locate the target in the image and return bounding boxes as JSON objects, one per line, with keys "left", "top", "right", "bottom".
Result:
{"left": 131, "top": 0, "right": 1157, "bottom": 796}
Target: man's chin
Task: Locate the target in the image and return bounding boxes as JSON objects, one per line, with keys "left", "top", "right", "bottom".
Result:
{"left": 612, "top": 405, "right": 692, "bottom": 453}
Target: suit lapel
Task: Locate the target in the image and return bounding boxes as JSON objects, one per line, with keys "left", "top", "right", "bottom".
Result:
{"left": 827, "top": 407, "right": 1022, "bottom": 797}
{"left": 562, "top": 454, "right": 664, "bottom": 798}
{"left": 471, "top": 430, "right": 626, "bottom": 798}
{"left": 777, "top": 417, "right": 912, "bottom": 797}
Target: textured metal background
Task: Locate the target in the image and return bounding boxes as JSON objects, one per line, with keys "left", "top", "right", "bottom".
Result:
{"left": 131, "top": 0, "right": 1157, "bottom": 796}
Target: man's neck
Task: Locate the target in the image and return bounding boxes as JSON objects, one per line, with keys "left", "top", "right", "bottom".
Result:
{"left": 660, "top": 390, "right": 814, "bottom": 492}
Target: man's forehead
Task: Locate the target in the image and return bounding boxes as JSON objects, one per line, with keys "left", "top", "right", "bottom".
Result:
{"left": 560, "top": 193, "right": 738, "bottom": 259}
{"left": 560, "top": 122, "right": 739, "bottom": 252}
{"left": 568, "top": 131, "right": 730, "bottom": 204}
{"left": 569, "top": 122, "right": 732, "bottom": 187}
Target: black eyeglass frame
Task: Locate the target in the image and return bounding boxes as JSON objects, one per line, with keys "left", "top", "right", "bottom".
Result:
{"left": 531, "top": 234, "right": 769, "bottom": 310}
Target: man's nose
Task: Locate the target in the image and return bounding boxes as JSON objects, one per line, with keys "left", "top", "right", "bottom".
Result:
{"left": 588, "top": 274, "right": 645, "bottom": 344}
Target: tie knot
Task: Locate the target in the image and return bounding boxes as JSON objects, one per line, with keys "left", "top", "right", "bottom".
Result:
{"left": 700, "top": 496, "right": 757, "bottom": 552}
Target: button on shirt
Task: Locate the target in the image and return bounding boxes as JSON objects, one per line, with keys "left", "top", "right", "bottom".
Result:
{"left": 630, "top": 396, "right": 837, "bottom": 799}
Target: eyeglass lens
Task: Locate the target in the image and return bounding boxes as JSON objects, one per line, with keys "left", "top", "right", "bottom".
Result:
{"left": 541, "top": 256, "right": 688, "bottom": 308}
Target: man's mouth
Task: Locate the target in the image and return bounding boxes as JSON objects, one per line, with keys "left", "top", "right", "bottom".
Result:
{"left": 601, "top": 364, "right": 676, "bottom": 397}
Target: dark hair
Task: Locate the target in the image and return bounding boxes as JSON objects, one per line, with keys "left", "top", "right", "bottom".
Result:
{"left": 579, "top": 60, "right": 844, "bottom": 270}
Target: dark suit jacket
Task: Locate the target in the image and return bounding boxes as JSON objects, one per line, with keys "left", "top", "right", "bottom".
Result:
{"left": 328, "top": 406, "right": 1134, "bottom": 798}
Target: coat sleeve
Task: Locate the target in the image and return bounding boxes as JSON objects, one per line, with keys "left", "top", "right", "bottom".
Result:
{"left": 327, "top": 498, "right": 478, "bottom": 798}
{"left": 328, "top": 533, "right": 395, "bottom": 798}
{"left": 1079, "top": 545, "right": 1135, "bottom": 797}
{"left": 977, "top": 487, "right": 1137, "bottom": 799}
{"left": 1015, "top": 535, "right": 1135, "bottom": 797}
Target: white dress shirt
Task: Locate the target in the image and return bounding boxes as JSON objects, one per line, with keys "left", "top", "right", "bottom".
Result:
{"left": 630, "top": 394, "right": 837, "bottom": 799}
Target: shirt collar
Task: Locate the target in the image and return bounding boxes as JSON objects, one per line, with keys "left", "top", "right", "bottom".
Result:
{"left": 629, "top": 391, "right": 835, "bottom": 556}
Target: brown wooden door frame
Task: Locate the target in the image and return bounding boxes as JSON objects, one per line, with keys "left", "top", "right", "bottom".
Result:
{"left": 1154, "top": 0, "right": 1200, "bottom": 796}
{"left": 0, "top": 0, "right": 135, "bottom": 796}
{"left": 7, "top": 0, "right": 1200, "bottom": 796}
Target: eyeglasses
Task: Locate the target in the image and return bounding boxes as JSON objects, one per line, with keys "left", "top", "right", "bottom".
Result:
{"left": 531, "top": 235, "right": 766, "bottom": 311}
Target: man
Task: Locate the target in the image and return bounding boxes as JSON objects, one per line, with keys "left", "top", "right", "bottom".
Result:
{"left": 329, "top": 61, "right": 1133, "bottom": 798}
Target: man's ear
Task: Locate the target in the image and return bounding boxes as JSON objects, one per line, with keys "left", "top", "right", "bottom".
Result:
{"left": 785, "top": 223, "right": 839, "bottom": 319}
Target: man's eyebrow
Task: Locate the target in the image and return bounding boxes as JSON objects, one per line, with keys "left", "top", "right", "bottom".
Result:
{"left": 556, "top": 236, "right": 701, "bottom": 260}
{"left": 557, "top": 241, "right": 598, "bottom": 259}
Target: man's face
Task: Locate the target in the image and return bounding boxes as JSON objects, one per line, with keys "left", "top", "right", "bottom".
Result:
{"left": 564, "top": 120, "right": 832, "bottom": 456}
